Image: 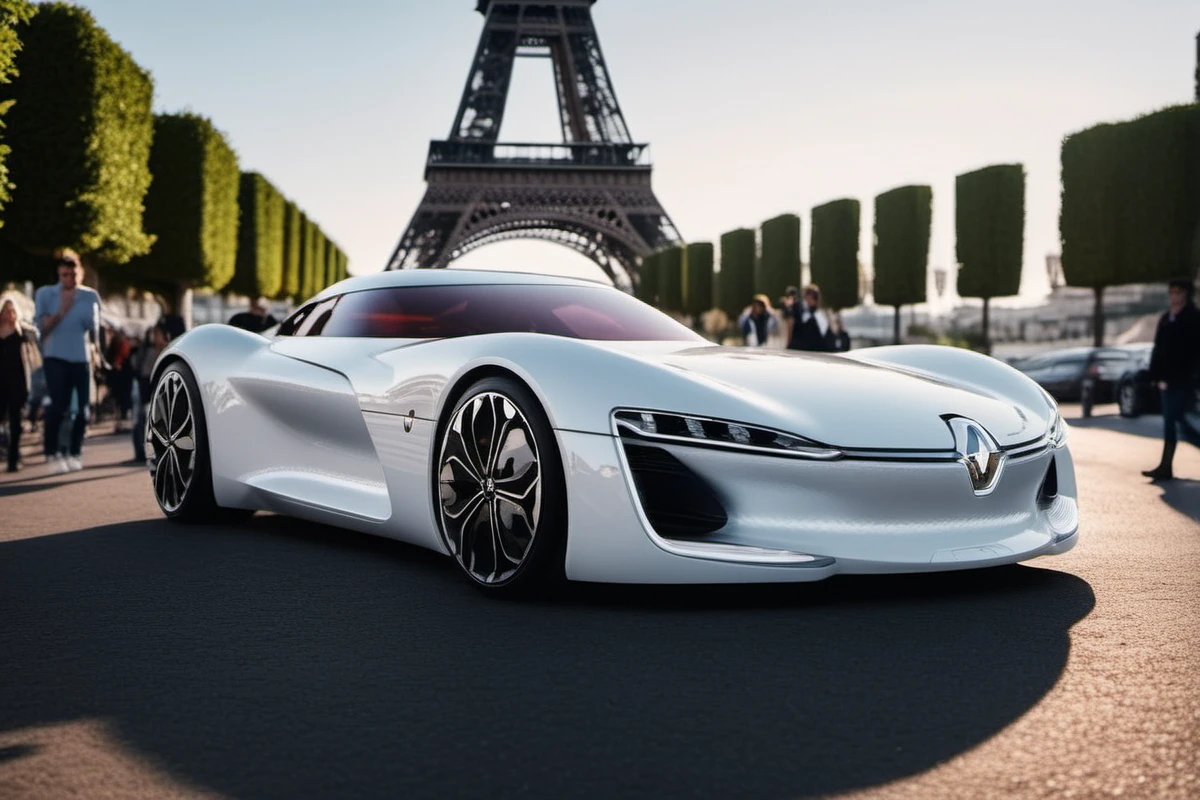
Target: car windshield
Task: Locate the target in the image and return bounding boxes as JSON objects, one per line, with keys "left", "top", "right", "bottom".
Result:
{"left": 312, "top": 283, "right": 704, "bottom": 342}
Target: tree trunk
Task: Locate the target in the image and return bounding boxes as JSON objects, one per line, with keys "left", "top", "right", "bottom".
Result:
{"left": 893, "top": 305, "right": 902, "bottom": 344}
{"left": 1093, "top": 285, "right": 1105, "bottom": 347}
{"left": 981, "top": 297, "right": 991, "bottom": 355}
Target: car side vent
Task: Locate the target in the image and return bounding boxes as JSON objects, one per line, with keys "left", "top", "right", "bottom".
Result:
{"left": 1038, "top": 458, "right": 1059, "bottom": 505}
{"left": 622, "top": 443, "right": 728, "bottom": 539}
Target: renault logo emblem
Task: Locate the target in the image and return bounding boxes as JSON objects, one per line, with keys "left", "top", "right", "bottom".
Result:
{"left": 943, "top": 416, "right": 1005, "bottom": 496}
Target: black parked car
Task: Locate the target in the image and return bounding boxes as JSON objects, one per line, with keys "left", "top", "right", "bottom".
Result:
{"left": 1115, "top": 345, "right": 1160, "bottom": 418}
{"left": 1015, "top": 345, "right": 1150, "bottom": 416}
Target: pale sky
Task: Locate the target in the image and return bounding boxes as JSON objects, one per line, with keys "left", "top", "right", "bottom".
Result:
{"left": 72, "top": 0, "right": 1197, "bottom": 308}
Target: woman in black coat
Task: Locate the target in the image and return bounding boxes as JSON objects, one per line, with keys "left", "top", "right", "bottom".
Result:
{"left": 0, "top": 298, "right": 42, "bottom": 471}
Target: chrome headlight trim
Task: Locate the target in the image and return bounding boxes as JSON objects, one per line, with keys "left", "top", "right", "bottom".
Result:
{"left": 1047, "top": 406, "right": 1067, "bottom": 448}
{"left": 612, "top": 409, "right": 843, "bottom": 461}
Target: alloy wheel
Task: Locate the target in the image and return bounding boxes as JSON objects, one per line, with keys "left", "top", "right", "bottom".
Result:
{"left": 148, "top": 370, "right": 197, "bottom": 513}
{"left": 438, "top": 392, "right": 542, "bottom": 585}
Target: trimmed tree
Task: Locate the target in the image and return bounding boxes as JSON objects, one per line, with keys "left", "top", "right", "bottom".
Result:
{"left": 279, "top": 200, "right": 302, "bottom": 299}
{"left": 657, "top": 245, "right": 684, "bottom": 313}
{"left": 758, "top": 213, "right": 801, "bottom": 302}
{"left": 1060, "top": 124, "right": 1124, "bottom": 346}
{"left": 123, "top": 112, "right": 239, "bottom": 310}
{"left": 716, "top": 228, "right": 755, "bottom": 317}
{"left": 636, "top": 251, "right": 660, "bottom": 305}
{"left": 298, "top": 213, "right": 315, "bottom": 300}
{"left": 682, "top": 241, "right": 714, "bottom": 318}
{"left": 1061, "top": 105, "right": 1200, "bottom": 345}
{"left": 229, "top": 172, "right": 284, "bottom": 299}
{"left": 956, "top": 164, "right": 1025, "bottom": 353}
{"left": 0, "top": 0, "right": 34, "bottom": 226}
{"left": 809, "top": 199, "right": 861, "bottom": 310}
{"left": 1, "top": 2, "right": 153, "bottom": 277}
{"left": 873, "top": 185, "right": 932, "bottom": 344}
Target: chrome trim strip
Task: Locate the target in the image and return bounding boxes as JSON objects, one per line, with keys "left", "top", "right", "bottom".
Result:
{"left": 608, "top": 416, "right": 837, "bottom": 567}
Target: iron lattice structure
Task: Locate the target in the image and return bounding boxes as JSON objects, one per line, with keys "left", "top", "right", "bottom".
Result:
{"left": 387, "top": 0, "right": 680, "bottom": 288}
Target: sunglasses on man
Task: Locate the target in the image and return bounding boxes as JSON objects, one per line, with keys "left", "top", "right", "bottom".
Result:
{"left": 57, "top": 258, "right": 79, "bottom": 267}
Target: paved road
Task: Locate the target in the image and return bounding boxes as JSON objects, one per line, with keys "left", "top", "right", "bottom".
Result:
{"left": 1, "top": 410, "right": 1197, "bottom": 800}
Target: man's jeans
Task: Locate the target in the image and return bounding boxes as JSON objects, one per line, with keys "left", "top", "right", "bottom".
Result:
{"left": 1159, "top": 386, "right": 1200, "bottom": 468}
{"left": 43, "top": 357, "right": 90, "bottom": 458}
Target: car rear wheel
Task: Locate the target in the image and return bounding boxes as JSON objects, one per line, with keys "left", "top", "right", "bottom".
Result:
{"left": 1118, "top": 380, "right": 1140, "bottom": 418}
{"left": 434, "top": 377, "right": 566, "bottom": 596}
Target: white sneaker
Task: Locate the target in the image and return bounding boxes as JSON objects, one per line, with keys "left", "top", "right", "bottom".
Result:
{"left": 66, "top": 456, "right": 83, "bottom": 472}
{"left": 49, "top": 455, "right": 69, "bottom": 474}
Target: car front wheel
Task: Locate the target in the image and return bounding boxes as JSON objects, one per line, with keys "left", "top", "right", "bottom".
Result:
{"left": 434, "top": 377, "right": 567, "bottom": 596}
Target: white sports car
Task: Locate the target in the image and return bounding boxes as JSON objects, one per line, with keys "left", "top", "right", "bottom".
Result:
{"left": 146, "top": 269, "right": 1078, "bottom": 594}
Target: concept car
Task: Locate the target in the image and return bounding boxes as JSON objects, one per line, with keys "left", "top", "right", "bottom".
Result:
{"left": 145, "top": 269, "right": 1078, "bottom": 593}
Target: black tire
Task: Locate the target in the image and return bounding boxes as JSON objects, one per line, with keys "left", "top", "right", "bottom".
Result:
{"left": 433, "top": 377, "right": 566, "bottom": 596}
{"left": 1118, "top": 380, "right": 1140, "bottom": 418}
{"left": 147, "top": 361, "right": 240, "bottom": 522}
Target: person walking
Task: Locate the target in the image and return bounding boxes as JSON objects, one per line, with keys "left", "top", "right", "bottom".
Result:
{"left": 0, "top": 298, "right": 41, "bottom": 472}
{"left": 1141, "top": 278, "right": 1200, "bottom": 481}
{"left": 34, "top": 249, "right": 102, "bottom": 473}
{"left": 738, "top": 294, "right": 779, "bottom": 347}
{"left": 786, "top": 284, "right": 830, "bottom": 352}
{"left": 227, "top": 297, "right": 279, "bottom": 333}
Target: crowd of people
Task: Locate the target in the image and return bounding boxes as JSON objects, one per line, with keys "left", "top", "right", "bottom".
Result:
{"left": 0, "top": 249, "right": 182, "bottom": 473}
{"left": 736, "top": 284, "right": 851, "bottom": 353}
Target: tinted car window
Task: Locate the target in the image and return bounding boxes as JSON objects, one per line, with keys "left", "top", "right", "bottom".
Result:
{"left": 317, "top": 284, "right": 702, "bottom": 341}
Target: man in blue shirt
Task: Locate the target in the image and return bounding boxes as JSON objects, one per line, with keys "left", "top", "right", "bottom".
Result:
{"left": 34, "top": 249, "right": 101, "bottom": 472}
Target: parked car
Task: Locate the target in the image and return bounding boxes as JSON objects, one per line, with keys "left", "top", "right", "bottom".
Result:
{"left": 1115, "top": 345, "right": 1160, "bottom": 418}
{"left": 1016, "top": 345, "right": 1150, "bottom": 415}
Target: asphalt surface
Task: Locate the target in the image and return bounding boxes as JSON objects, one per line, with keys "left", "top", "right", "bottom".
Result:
{"left": 0, "top": 405, "right": 1197, "bottom": 800}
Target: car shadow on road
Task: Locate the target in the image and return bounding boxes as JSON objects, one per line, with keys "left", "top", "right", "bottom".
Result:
{"left": 0, "top": 515, "right": 1095, "bottom": 800}
{"left": 1155, "top": 478, "right": 1200, "bottom": 522}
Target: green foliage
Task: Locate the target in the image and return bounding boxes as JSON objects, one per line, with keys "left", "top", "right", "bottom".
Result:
{"left": 323, "top": 239, "right": 339, "bottom": 291}
{"left": 1062, "top": 105, "right": 1200, "bottom": 286}
{"left": 809, "top": 199, "right": 860, "bottom": 310}
{"left": 312, "top": 230, "right": 328, "bottom": 294}
{"left": 125, "top": 113, "right": 240, "bottom": 291}
{"left": 279, "top": 200, "right": 302, "bottom": 299}
{"left": 0, "top": 0, "right": 34, "bottom": 222}
{"left": 657, "top": 246, "right": 684, "bottom": 313}
{"left": 758, "top": 213, "right": 800, "bottom": 301}
{"left": 682, "top": 241, "right": 713, "bottom": 316}
{"left": 229, "top": 172, "right": 284, "bottom": 298}
{"left": 299, "top": 217, "right": 318, "bottom": 300}
{"left": 956, "top": 164, "right": 1024, "bottom": 300}
{"left": 716, "top": 228, "right": 755, "bottom": 317}
{"left": 2, "top": 2, "right": 153, "bottom": 262}
{"left": 873, "top": 185, "right": 931, "bottom": 308}
{"left": 636, "top": 250, "right": 660, "bottom": 305}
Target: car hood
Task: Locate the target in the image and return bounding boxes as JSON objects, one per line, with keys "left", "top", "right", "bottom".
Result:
{"left": 600, "top": 343, "right": 1044, "bottom": 451}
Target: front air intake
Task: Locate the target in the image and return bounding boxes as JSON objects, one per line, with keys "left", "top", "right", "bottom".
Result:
{"left": 1038, "top": 458, "right": 1059, "bottom": 505}
{"left": 622, "top": 443, "right": 728, "bottom": 539}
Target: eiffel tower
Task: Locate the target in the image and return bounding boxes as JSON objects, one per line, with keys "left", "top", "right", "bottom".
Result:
{"left": 386, "top": 0, "right": 680, "bottom": 289}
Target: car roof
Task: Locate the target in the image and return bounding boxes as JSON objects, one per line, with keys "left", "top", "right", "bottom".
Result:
{"left": 309, "top": 268, "right": 610, "bottom": 304}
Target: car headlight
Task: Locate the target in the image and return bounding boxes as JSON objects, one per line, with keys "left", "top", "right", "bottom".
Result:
{"left": 1048, "top": 406, "right": 1067, "bottom": 447}
{"left": 612, "top": 409, "right": 842, "bottom": 460}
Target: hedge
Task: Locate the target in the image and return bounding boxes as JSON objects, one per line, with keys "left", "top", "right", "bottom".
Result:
{"left": 298, "top": 213, "right": 315, "bottom": 300}
{"left": 229, "top": 172, "right": 284, "bottom": 298}
{"left": 682, "top": 241, "right": 713, "bottom": 316}
{"left": 125, "top": 113, "right": 239, "bottom": 294}
{"left": 657, "top": 245, "right": 684, "bottom": 313}
{"left": 279, "top": 200, "right": 302, "bottom": 299}
{"left": 2, "top": 2, "right": 153, "bottom": 264}
{"left": 716, "top": 228, "right": 756, "bottom": 317}
{"left": 758, "top": 213, "right": 800, "bottom": 302}
{"left": 874, "top": 185, "right": 931, "bottom": 342}
{"left": 809, "top": 199, "right": 860, "bottom": 310}
{"left": 956, "top": 164, "right": 1024, "bottom": 300}
{"left": 636, "top": 250, "right": 660, "bottom": 305}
